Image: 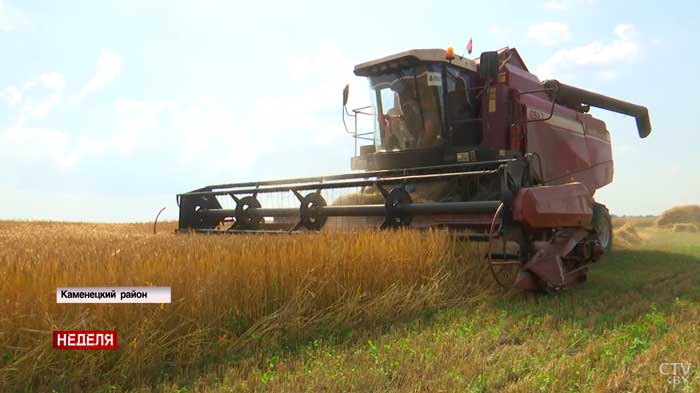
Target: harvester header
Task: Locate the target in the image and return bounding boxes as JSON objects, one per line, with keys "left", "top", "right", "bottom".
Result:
{"left": 177, "top": 46, "right": 651, "bottom": 291}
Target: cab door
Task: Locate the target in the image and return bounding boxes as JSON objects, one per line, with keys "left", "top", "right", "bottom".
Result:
{"left": 445, "top": 67, "right": 481, "bottom": 148}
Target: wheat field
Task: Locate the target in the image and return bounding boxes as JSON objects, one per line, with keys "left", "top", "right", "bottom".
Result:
{"left": 3, "top": 216, "right": 699, "bottom": 392}
{"left": 0, "top": 221, "right": 493, "bottom": 392}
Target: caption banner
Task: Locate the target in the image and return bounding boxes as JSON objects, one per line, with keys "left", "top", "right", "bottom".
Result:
{"left": 53, "top": 330, "right": 118, "bottom": 350}
{"left": 56, "top": 286, "right": 171, "bottom": 304}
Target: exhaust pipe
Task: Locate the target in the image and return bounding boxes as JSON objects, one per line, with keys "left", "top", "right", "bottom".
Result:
{"left": 544, "top": 80, "right": 652, "bottom": 138}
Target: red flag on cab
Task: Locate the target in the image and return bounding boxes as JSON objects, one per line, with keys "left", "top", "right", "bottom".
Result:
{"left": 466, "top": 38, "right": 473, "bottom": 55}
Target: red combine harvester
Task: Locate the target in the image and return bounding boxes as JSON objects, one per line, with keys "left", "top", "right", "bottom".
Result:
{"left": 177, "top": 47, "right": 651, "bottom": 291}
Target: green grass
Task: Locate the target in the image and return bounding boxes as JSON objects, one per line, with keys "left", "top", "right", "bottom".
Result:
{"left": 138, "top": 226, "right": 700, "bottom": 393}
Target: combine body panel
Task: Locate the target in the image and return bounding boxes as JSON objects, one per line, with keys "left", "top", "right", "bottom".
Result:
{"left": 514, "top": 183, "right": 593, "bottom": 229}
{"left": 177, "top": 46, "right": 650, "bottom": 291}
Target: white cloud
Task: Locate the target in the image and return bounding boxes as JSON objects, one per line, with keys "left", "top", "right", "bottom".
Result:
{"left": 81, "top": 49, "right": 123, "bottom": 97}
{"left": 544, "top": 0, "right": 596, "bottom": 11}
{"left": 596, "top": 70, "right": 617, "bottom": 80}
{"left": 0, "top": 71, "right": 92, "bottom": 169}
{"left": 0, "top": 114, "right": 108, "bottom": 170}
{"left": 669, "top": 163, "right": 681, "bottom": 177}
{"left": 287, "top": 43, "right": 352, "bottom": 88}
{"left": 0, "top": 50, "right": 136, "bottom": 168}
{"left": 528, "top": 22, "right": 572, "bottom": 47}
{"left": 0, "top": 0, "right": 27, "bottom": 32}
{"left": 111, "top": 98, "right": 169, "bottom": 153}
{"left": 1, "top": 71, "right": 66, "bottom": 118}
{"left": 1, "top": 44, "right": 362, "bottom": 175}
{"left": 275, "top": 43, "right": 365, "bottom": 139}
{"left": 40, "top": 72, "right": 66, "bottom": 90}
{"left": 0, "top": 85, "right": 22, "bottom": 105}
{"left": 24, "top": 72, "right": 65, "bottom": 117}
{"left": 488, "top": 25, "right": 512, "bottom": 42}
{"left": 171, "top": 97, "right": 258, "bottom": 165}
{"left": 613, "top": 24, "right": 637, "bottom": 41}
{"left": 163, "top": 43, "right": 360, "bottom": 172}
{"left": 489, "top": 25, "right": 504, "bottom": 34}
{"left": 0, "top": 126, "right": 77, "bottom": 169}
{"left": 544, "top": 0, "right": 567, "bottom": 10}
{"left": 0, "top": 122, "right": 112, "bottom": 170}
{"left": 0, "top": 97, "right": 163, "bottom": 170}
{"left": 115, "top": 99, "right": 167, "bottom": 130}
{"left": 537, "top": 24, "right": 639, "bottom": 79}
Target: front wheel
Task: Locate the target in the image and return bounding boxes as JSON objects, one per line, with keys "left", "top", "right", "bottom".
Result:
{"left": 592, "top": 203, "right": 612, "bottom": 253}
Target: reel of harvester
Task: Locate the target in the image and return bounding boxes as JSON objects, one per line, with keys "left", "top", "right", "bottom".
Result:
{"left": 177, "top": 157, "right": 607, "bottom": 291}
{"left": 176, "top": 159, "right": 510, "bottom": 235}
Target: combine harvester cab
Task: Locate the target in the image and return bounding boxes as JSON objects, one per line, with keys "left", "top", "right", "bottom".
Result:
{"left": 177, "top": 47, "right": 651, "bottom": 292}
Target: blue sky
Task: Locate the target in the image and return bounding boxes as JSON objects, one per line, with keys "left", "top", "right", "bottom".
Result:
{"left": 1, "top": 0, "right": 698, "bottom": 221}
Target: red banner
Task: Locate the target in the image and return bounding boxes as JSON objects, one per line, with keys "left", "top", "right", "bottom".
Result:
{"left": 53, "top": 330, "right": 118, "bottom": 350}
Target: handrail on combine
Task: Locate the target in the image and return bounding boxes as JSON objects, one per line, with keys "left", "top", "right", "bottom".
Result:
{"left": 342, "top": 104, "right": 374, "bottom": 156}
{"left": 341, "top": 83, "right": 374, "bottom": 156}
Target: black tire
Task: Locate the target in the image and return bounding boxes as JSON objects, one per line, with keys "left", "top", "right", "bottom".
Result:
{"left": 592, "top": 203, "right": 612, "bottom": 253}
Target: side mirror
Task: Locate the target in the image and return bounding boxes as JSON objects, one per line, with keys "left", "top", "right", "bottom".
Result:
{"left": 342, "top": 84, "right": 349, "bottom": 106}
{"left": 479, "top": 51, "right": 499, "bottom": 81}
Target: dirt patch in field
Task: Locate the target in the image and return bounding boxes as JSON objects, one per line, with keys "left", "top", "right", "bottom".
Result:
{"left": 614, "top": 222, "right": 642, "bottom": 245}
{"left": 612, "top": 216, "right": 657, "bottom": 229}
{"left": 672, "top": 223, "right": 699, "bottom": 233}
{"left": 656, "top": 205, "right": 700, "bottom": 226}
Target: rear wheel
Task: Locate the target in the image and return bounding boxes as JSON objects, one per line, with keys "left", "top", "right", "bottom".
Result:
{"left": 592, "top": 203, "right": 612, "bottom": 253}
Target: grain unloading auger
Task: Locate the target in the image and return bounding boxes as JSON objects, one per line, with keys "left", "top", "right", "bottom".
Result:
{"left": 177, "top": 47, "right": 651, "bottom": 291}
